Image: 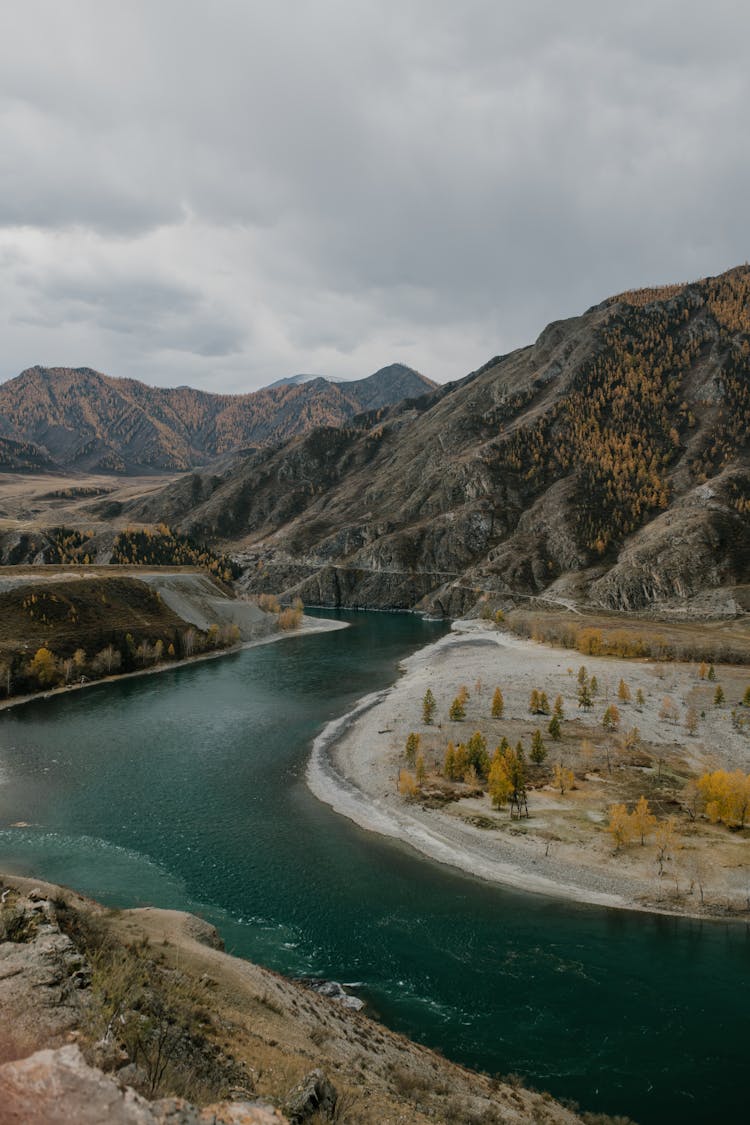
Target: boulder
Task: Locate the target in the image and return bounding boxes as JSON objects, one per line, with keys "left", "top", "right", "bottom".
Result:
{"left": 283, "top": 1069, "right": 338, "bottom": 1123}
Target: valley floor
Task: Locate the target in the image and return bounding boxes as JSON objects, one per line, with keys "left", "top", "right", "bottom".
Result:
{"left": 309, "top": 621, "right": 750, "bottom": 919}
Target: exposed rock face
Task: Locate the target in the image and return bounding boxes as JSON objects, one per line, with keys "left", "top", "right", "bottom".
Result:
{"left": 587, "top": 472, "right": 750, "bottom": 611}
{"left": 0, "top": 1045, "right": 287, "bottom": 1125}
{"left": 0, "top": 364, "right": 435, "bottom": 474}
{"left": 283, "top": 1069, "right": 337, "bottom": 1123}
{"left": 0, "top": 892, "right": 90, "bottom": 1060}
{"left": 127, "top": 266, "right": 750, "bottom": 614}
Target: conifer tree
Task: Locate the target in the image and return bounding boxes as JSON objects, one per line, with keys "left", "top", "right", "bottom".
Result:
{"left": 488, "top": 755, "right": 513, "bottom": 809}
{"left": 714, "top": 685, "right": 725, "bottom": 705}
{"left": 553, "top": 694, "right": 564, "bottom": 719}
{"left": 467, "top": 731, "right": 490, "bottom": 778}
{"left": 405, "top": 732, "right": 421, "bottom": 765}
{"left": 491, "top": 687, "right": 504, "bottom": 718}
{"left": 602, "top": 703, "right": 621, "bottom": 731}
{"left": 548, "top": 714, "right": 562, "bottom": 741}
{"left": 422, "top": 688, "right": 436, "bottom": 725}
{"left": 617, "top": 679, "right": 631, "bottom": 703}
{"left": 531, "top": 730, "right": 547, "bottom": 764}
{"left": 449, "top": 696, "right": 466, "bottom": 721}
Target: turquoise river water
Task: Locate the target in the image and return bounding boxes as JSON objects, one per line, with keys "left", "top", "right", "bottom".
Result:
{"left": 0, "top": 610, "right": 747, "bottom": 1124}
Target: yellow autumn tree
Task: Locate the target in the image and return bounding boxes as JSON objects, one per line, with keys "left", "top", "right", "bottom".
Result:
{"left": 488, "top": 754, "right": 513, "bottom": 809}
{"left": 630, "top": 795, "right": 656, "bottom": 845}
{"left": 697, "top": 770, "right": 750, "bottom": 828}
{"left": 608, "top": 803, "right": 634, "bottom": 851}
{"left": 28, "top": 647, "right": 59, "bottom": 688}
{"left": 398, "top": 769, "right": 418, "bottom": 800}
{"left": 602, "top": 704, "right": 621, "bottom": 731}
{"left": 552, "top": 763, "right": 575, "bottom": 795}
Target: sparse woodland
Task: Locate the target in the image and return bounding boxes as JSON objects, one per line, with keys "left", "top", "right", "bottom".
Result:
{"left": 393, "top": 650, "right": 750, "bottom": 915}
{"left": 501, "top": 269, "right": 750, "bottom": 557}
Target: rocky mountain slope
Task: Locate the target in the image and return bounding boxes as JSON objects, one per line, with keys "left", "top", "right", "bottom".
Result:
{"left": 0, "top": 364, "right": 434, "bottom": 474}
{"left": 126, "top": 267, "right": 750, "bottom": 615}
{"left": 0, "top": 876, "right": 586, "bottom": 1125}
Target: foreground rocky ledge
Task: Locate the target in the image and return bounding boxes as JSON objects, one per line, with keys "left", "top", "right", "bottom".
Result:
{"left": 0, "top": 876, "right": 589, "bottom": 1125}
{"left": 0, "top": 1045, "right": 286, "bottom": 1125}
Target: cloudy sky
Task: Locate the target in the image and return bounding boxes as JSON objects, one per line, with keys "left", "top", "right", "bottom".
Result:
{"left": 1, "top": 1, "right": 748, "bottom": 393}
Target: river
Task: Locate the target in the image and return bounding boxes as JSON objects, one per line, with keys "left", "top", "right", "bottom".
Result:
{"left": 0, "top": 610, "right": 747, "bottom": 1123}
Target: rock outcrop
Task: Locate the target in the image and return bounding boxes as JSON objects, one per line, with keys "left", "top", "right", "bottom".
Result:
{"left": 0, "top": 1045, "right": 287, "bottom": 1125}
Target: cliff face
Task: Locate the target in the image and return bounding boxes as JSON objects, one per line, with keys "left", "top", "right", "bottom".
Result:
{"left": 0, "top": 364, "right": 435, "bottom": 474}
{"left": 126, "top": 267, "right": 750, "bottom": 614}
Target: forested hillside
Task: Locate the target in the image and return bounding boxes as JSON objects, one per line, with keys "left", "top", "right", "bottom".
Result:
{"left": 126, "top": 267, "right": 750, "bottom": 614}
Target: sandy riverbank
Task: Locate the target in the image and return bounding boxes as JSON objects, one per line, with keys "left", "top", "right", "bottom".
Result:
{"left": 0, "top": 614, "right": 347, "bottom": 714}
{"left": 308, "top": 620, "right": 750, "bottom": 919}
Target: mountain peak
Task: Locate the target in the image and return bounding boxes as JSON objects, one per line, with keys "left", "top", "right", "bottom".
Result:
{"left": 0, "top": 362, "right": 437, "bottom": 474}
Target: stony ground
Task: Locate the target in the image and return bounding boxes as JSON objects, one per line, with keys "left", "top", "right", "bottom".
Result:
{"left": 312, "top": 621, "right": 750, "bottom": 918}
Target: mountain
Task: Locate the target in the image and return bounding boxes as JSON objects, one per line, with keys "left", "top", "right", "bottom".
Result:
{"left": 0, "top": 434, "right": 56, "bottom": 472}
{"left": 264, "top": 372, "right": 346, "bottom": 388}
{"left": 126, "top": 266, "right": 750, "bottom": 614}
{"left": 0, "top": 363, "right": 435, "bottom": 474}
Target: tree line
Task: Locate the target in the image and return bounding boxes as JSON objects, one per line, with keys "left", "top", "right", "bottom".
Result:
{"left": 0, "top": 622, "right": 242, "bottom": 698}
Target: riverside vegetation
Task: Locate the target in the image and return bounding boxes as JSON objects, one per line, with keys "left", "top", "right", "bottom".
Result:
{"left": 393, "top": 627, "right": 750, "bottom": 917}
{"left": 0, "top": 571, "right": 304, "bottom": 702}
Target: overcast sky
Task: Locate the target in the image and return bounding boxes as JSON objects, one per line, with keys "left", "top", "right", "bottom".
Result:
{"left": 1, "top": 1, "right": 748, "bottom": 393}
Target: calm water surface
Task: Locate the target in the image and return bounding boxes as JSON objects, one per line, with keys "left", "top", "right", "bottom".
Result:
{"left": 0, "top": 611, "right": 747, "bottom": 1124}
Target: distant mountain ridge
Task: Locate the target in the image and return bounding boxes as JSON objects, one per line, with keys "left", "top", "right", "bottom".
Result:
{"left": 0, "top": 363, "right": 435, "bottom": 474}
{"left": 126, "top": 266, "right": 750, "bottom": 615}
{"left": 264, "top": 373, "right": 347, "bottom": 389}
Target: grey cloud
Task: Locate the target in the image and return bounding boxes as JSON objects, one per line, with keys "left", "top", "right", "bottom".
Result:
{"left": 0, "top": 0, "right": 748, "bottom": 390}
